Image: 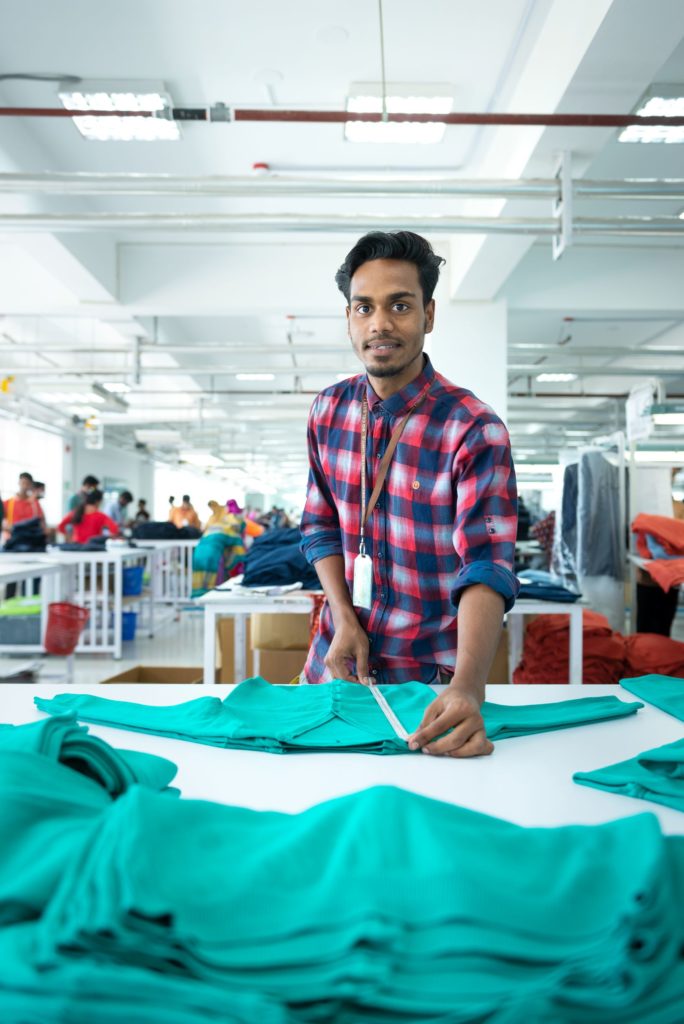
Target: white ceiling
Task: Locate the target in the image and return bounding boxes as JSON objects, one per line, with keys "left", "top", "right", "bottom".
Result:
{"left": 1, "top": 0, "right": 684, "bottom": 493}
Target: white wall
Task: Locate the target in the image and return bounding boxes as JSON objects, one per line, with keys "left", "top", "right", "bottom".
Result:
{"left": 65, "top": 436, "right": 154, "bottom": 512}
{"left": 0, "top": 417, "right": 64, "bottom": 523}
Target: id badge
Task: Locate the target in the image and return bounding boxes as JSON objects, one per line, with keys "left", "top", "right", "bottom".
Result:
{"left": 352, "top": 553, "right": 373, "bottom": 610}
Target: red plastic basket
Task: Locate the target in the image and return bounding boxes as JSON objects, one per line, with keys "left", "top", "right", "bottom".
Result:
{"left": 44, "top": 602, "right": 89, "bottom": 656}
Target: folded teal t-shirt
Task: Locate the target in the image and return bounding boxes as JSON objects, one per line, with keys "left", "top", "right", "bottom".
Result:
{"left": 574, "top": 738, "right": 684, "bottom": 813}
{"left": 34, "top": 678, "right": 642, "bottom": 755}
{"left": 620, "top": 674, "right": 684, "bottom": 723}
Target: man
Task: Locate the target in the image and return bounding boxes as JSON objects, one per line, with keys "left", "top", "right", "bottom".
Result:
{"left": 104, "top": 490, "right": 134, "bottom": 527}
{"left": 300, "top": 231, "right": 518, "bottom": 759}
{"left": 169, "top": 495, "right": 201, "bottom": 530}
{"left": 1, "top": 472, "right": 45, "bottom": 541}
{"left": 68, "top": 475, "right": 100, "bottom": 512}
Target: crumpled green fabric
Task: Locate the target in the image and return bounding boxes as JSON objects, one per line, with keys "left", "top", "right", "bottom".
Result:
{"left": 25, "top": 779, "right": 684, "bottom": 1023}
{"left": 0, "top": 725, "right": 683, "bottom": 1023}
{"left": 0, "top": 713, "right": 178, "bottom": 796}
{"left": 34, "top": 678, "right": 643, "bottom": 754}
{"left": 574, "top": 738, "right": 684, "bottom": 812}
{"left": 620, "top": 674, "right": 684, "bottom": 723}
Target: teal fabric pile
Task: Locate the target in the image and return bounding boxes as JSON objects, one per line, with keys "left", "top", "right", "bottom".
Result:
{"left": 34, "top": 677, "right": 643, "bottom": 754}
{"left": 0, "top": 713, "right": 178, "bottom": 796}
{"left": 574, "top": 738, "right": 684, "bottom": 813}
{"left": 3, "top": 762, "right": 684, "bottom": 1023}
{"left": 0, "top": 712, "right": 683, "bottom": 1022}
{"left": 620, "top": 674, "right": 684, "bottom": 722}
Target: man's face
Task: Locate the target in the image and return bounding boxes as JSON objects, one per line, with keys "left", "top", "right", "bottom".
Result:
{"left": 18, "top": 476, "right": 31, "bottom": 497}
{"left": 346, "top": 259, "right": 434, "bottom": 381}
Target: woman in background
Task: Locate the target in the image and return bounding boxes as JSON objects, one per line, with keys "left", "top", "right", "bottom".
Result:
{"left": 58, "top": 489, "right": 119, "bottom": 544}
{"left": 191, "top": 499, "right": 246, "bottom": 596}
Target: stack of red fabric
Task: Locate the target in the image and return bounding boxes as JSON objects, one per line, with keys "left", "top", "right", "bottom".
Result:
{"left": 624, "top": 633, "right": 684, "bottom": 678}
{"left": 632, "top": 513, "right": 684, "bottom": 592}
{"left": 513, "top": 610, "right": 626, "bottom": 685}
{"left": 513, "top": 609, "right": 684, "bottom": 683}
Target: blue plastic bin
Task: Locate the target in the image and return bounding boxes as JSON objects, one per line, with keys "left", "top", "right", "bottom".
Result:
{"left": 122, "top": 566, "right": 144, "bottom": 596}
{"left": 121, "top": 611, "right": 137, "bottom": 642}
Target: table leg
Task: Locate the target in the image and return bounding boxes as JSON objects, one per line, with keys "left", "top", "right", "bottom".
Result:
{"left": 113, "top": 560, "right": 122, "bottom": 660}
{"left": 568, "top": 606, "right": 583, "bottom": 685}
{"left": 147, "top": 553, "right": 155, "bottom": 637}
{"left": 234, "top": 614, "right": 247, "bottom": 681}
{"left": 507, "top": 615, "right": 523, "bottom": 683}
{"left": 203, "top": 608, "right": 217, "bottom": 686}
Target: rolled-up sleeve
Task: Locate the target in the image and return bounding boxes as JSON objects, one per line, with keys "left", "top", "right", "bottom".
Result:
{"left": 299, "top": 398, "right": 344, "bottom": 565}
{"left": 450, "top": 418, "right": 519, "bottom": 612}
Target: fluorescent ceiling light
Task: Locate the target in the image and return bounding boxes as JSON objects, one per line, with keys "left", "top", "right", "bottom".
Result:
{"left": 179, "top": 451, "right": 224, "bottom": 467}
{"left": 633, "top": 450, "right": 684, "bottom": 462}
{"left": 619, "top": 90, "right": 684, "bottom": 144}
{"left": 345, "top": 81, "right": 452, "bottom": 144}
{"left": 101, "top": 381, "right": 131, "bottom": 394}
{"left": 535, "top": 373, "right": 578, "bottom": 383}
{"left": 59, "top": 78, "right": 179, "bottom": 141}
{"left": 235, "top": 373, "right": 276, "bottom": 381}
{"left": 652, "top": 413, "right": 684, "bottom": 425}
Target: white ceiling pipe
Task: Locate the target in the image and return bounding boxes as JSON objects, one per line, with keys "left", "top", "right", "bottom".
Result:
{"left": 1, "top": 172, "right": 683, "bottom": 200}
{"left": 0, "top": 212, "right": 681, "bottom": 235}
{"left": 0, "top": 343, "right": 351, "bottom": 356}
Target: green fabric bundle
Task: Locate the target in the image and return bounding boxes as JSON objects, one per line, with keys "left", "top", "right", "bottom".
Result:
{"left": 27, "top": 782, "right": 684, "bottom": 1023}
{"left": 34, "top": 678, "right": 643, "bottom": 754}
{"left": 0, "top": 713, "right": 177, "bottom": 796}
{"left": 620, "top": 675, "right": 684, "bottom": 723}
{"left": 574, "top": 738, "right": 684, "bottom": 813}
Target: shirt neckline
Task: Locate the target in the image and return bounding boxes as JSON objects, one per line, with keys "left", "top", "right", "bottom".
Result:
{"left": 364, "top": 354, "right": 435, "bottom": 416}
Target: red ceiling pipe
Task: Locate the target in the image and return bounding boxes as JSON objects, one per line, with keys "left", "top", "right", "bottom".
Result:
{"left": 0, "top": 107, "right": 684, "bottom": 128}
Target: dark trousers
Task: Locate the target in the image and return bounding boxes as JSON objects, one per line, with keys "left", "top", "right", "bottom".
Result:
{"left": 636, "top": 582, "right": 680, "bottom": 636}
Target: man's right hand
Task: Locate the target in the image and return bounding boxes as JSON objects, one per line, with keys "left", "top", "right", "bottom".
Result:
{"left": 324, "top": 617, "right": 371, "bottom": 684}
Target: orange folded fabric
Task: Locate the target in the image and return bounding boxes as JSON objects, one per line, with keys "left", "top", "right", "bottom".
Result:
{"left": 512, "top": 611, "right": 626, "bottom": 685}
{"left": 624, "top": 633, "right": 684, "bottom": 678}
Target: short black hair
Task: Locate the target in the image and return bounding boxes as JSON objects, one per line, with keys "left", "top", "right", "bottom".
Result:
{"left": 182, "top": 494, "right": 191, "bottom": 503}
{"left": 33, "top": 481, "right": 45, "bottom": 489}
{"left": 120, "top": 490, "right": 133, "bottom": 503}
{"left": 335, "top": 231, "right": 446, "bottom": 306}
{"left": 19, "top": 471, "right": 33, "bottom": 482}
{"left": 82, "top": 475, "right": 99, "bottom": 488}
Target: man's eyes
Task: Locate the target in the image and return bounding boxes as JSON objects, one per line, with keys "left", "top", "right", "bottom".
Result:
{"left": 354, "top": 303, "right": 410, "bottom": 314}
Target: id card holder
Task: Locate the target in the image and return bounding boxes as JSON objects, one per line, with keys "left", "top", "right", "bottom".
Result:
{"left": 353, "top": 553, "right": 373, "bottom": 610}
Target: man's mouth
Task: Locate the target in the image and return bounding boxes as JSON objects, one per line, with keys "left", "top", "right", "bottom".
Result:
{"left": 365, "top": 341, "right": 400, "bottom": 352}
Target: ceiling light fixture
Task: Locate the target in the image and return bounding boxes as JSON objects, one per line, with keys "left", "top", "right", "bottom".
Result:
{"left": 345, "top": 81, "right": 452, "bottom": 144}
{"left": 535, "top": 372, "right": 578, "bottom": 383}
{"left": 58, "top": 79, "right": 179, "bottom": 141}
{"left": 619, "top": 87, "right": 684, "bottom": 144}
{"left": 100, "top": 381, "right": 131, "bottom": 394}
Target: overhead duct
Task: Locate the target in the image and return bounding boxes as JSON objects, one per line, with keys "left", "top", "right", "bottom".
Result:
{"left": 1, "top": 172, "right": 683, "bottom": 200}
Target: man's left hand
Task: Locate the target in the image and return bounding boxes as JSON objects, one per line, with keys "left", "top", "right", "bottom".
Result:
{"left": 408, "top": 687, "right": 493, "bottom": 758}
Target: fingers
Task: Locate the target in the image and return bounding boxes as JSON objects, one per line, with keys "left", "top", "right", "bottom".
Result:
{"left": 325, "top": 652, "right": 356, "bottom": 683}
{"left": 355, "top": 646, "right": 371, "bottom": 686}
{"left": 422, "top": 718, "right": 481, "bottom": 755}
{"left": 408, "top": 699, "right": 446, "bottom": 749}
{"left": 446, "top": 731, "right": 494, "bottom": 758}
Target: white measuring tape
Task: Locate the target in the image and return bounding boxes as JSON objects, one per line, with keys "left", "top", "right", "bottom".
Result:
{"left": 368, "top": 682, "right": 410, "bottom": 742}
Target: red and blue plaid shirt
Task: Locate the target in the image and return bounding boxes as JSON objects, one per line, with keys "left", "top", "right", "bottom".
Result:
{"left": 300, "top": 356, "right": 519, "bottom": 684}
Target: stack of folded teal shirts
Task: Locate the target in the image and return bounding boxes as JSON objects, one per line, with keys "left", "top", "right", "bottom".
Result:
{"left": 34, "top": 677, "right": 643, "bottom": 754}
{"left": 0, "top": 706, "right": 682, "bottom": 1021}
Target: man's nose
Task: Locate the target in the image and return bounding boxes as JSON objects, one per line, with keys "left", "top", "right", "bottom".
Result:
{"left": 369, "top": 309, "right": 394, "bottom": 335}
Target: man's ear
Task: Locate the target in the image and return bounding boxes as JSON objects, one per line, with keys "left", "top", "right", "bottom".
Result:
{"left": 424, "top": 299, "right": 436, "bottom": 334}
{"left": 345, "top": 306, "right": 351, "bottom": 337}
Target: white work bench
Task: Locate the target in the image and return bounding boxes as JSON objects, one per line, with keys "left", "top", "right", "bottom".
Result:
{"left": 1, "top": 549, "right": 155, "bottom": 659}
{"left": 506, "top": 599, "right": 585, "bottom": 685}
{"left": 196, "top": 588, "right": 319, "bottom": 685}
{"left": 0, "top": 683, "right": 681, "bottom": 835}
{"left": 0, "top": 558, "right": 69, "bottom": 654}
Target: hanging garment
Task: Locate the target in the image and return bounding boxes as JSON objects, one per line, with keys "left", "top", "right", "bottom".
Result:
{"left": 620, "top": 674, "right": 684, "bottom": 722}
{"left": 624, "top": 635, "right": 684, "bottom": 679}
{"left": 577, "top": 452, "right": 623, "bottom": 580}
{"left": 34, "top": 678, "right": 642, "bottom": 755}
{"left": 513, "top": 610, "right": 626, "bottom": 685}
{"left": 13, "top": 778, "right": 684, "bottom": 1024}
{"left": 0, "top": 713, "right": 178, "bottom": 796}
{"left": 574, "top": 738, "right": 684, "bottom": 813}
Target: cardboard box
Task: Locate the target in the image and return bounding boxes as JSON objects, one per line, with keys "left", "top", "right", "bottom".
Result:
{"left": 250, "top": 612, "right": 311, "bottom": 651}
{"left": 101, "top": 665, "right": 203, "bottom": 684}
{"left": 255, "top": 648, "right": 307, "bottom": 684}
{"left": 217, "top": 618, "right": 254, "bottom": 683}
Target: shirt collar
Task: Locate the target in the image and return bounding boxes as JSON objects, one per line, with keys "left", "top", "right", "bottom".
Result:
{"left": 364, "top": 354, "right": 435, "bottom": 416}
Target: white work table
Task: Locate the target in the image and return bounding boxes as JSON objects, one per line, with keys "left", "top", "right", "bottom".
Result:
{"left": 1, "top": 683, "right": 682, "bottom": 835}
{"left": 196, "top": 587, "right": 319, "bottom": 685}
{"left": 0, "top": 558, "right": 70, "bottom": 654}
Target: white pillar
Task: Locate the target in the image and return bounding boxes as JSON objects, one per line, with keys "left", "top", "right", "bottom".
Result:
{"left": 426, "top": 298, "right": 508, "bottom": 425}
